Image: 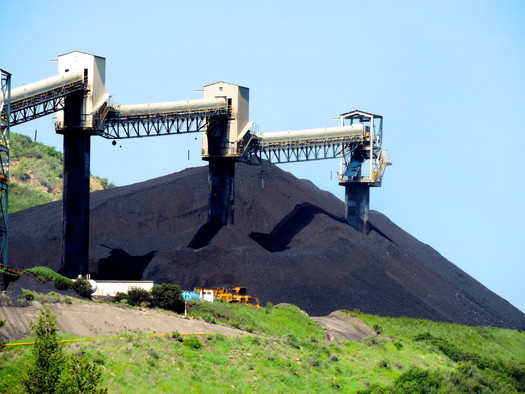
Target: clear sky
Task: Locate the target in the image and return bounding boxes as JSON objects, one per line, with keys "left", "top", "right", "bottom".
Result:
{"left": 2, "top": 0, "right": 524, "bottom": 313}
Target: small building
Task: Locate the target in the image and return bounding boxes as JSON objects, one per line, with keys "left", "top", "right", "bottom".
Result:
{"left": 91, "top": 280, "right": 157, "bottom": 297}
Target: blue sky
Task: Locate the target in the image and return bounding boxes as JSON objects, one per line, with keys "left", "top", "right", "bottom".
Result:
{"left": 2, "top": 0, "right": 524, "bottom": 313}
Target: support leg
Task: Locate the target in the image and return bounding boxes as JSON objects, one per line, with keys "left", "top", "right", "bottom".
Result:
{"left": 61, "top": 131, "right": 91, "bottom": 277}
{"left": 344, "top": 183, "right": 370, "bottom": 233}
{"left": 208, "top": 158, "right": 235, "bottom": 225}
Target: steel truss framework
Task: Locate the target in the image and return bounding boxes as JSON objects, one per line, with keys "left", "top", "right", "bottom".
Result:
{"left": 101, "top": 108, "right": 230, "bottom": 139}
{"left": 0, "top": 69, "right": 11, "bottom": 265}
{"left": 239, "top": 135, "right": 368, "bottom": 165}
{"left": 8, "top": 79, "right": 86, "bottom": 126}
{"left": 337, "top": 110, "right": 390, "bottom": 186}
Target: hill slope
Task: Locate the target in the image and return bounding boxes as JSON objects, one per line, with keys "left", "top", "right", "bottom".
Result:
{"left": 1, "top": 300, "right": 524, "bottom": 393}
{"left": 8, "top": 164, "right": 525, "bottom": 329}
{"left": 8, "top": 132, "right": 113, "bottom": 212}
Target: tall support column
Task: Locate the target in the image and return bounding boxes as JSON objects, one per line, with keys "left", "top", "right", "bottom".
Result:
{"left": 343, "top": 183, "right": 370, "bottom": 233}
{"left": 208, "top": 158, "right": 235, "bottom": 225}
{"left": 60, "top": 90, "right": 91, "bottom": 278}
{"left": 0, "top": 70, "right": 11, "bottom": 266}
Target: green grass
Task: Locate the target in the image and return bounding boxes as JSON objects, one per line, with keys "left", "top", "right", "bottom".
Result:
{"left": 24, "top": 266, "right": 73, "bottom": 288}
{"left": 186, "top": 301, "right": 325, "bottom": 339}
{"left": 1, "top": 304, "right": 524, "bottom": 393}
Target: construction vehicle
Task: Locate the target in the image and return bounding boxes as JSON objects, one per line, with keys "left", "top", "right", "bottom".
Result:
{"left": 194, "top": 286, "right": 259, "bottom": 306}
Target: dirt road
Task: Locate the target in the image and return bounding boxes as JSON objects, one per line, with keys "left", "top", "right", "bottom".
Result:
{"left": 0, "top": 301, "right": 248, "bottom": 341}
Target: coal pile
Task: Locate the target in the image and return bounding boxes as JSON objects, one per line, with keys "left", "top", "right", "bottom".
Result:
{"left": 9, "top": 164, "right": 525, "bottom": 329}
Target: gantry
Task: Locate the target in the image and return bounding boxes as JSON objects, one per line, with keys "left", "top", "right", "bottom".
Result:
{"left": 0, "top": 51, "right": 391, "bottom": 276}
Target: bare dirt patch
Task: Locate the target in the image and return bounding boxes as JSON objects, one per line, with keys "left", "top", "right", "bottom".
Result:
{"left": 0, "top": 300, "right": 249, "bottom": 342}
{"left": 312, "top": 310, "right": 374, "bottom": 342}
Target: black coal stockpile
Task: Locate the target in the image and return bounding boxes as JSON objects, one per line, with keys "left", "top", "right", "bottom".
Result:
{"left": 9, "top": 164, "right": 525, "bottom": 329}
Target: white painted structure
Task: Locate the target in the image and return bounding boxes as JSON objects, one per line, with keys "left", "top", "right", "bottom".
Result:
{"left": 91, "top": 280, "right": 157, "bottom": 297}
{"left": 116, "top": 97, "right": 227, "bottom": 117}
{"left": 10, "top": 71, "right": 83, "bottom": 102}
{"left": 256, "top": 124, "right": 367, "bottom": 145}
{"left": 56, "top": 51, "right": 106, "bottom": 126}
{"left": 202, "top": 81, "right": 250, "bottom": 158}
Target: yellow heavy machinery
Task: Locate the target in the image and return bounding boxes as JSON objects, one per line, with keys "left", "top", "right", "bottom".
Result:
{"left": 194, "top": 286, "right": 259, "bottom": 306}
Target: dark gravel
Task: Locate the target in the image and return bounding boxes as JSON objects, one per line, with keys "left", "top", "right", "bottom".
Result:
{"left": 8, "top": 163, "right": 525, "bottom": 329}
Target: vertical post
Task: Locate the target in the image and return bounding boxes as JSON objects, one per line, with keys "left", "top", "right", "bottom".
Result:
{"left": 208, "top": 158, "right": 235, "bottom": 225}
{"left": 369, "top": 115, "right": 374, "bottom": 181}
{"left": 60, "top": 91, "right": 91, "bottom": 278}
{"left": 0, "top": 70, "right": 11, "bottom": 265}
{"left": 344, "top": 183, "right": 370, "bottom": 233}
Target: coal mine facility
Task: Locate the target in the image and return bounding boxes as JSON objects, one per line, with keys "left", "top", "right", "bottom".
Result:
{"left": 2, "top": 52, "right": 525, "bottom": 331}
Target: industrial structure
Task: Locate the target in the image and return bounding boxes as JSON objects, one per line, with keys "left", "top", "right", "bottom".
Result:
{"left": 0, "top": 51, "right": 390, "bottom": 277}
{"left": 0, "top": 69, "right": 11, "bottom": 266}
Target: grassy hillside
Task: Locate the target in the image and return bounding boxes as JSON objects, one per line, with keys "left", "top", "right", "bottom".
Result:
{"left": 1, "top": 301, "right": 524, "bottom": 393}
{"left": 8, "top": 132, "right": 114, "bottom": 212}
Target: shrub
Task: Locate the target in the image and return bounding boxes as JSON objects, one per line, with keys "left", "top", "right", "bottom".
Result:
{"left": 183, "top": 335, "right": 202, "bottom": 350}
{"left": 57, "top": 354, "right": 107, "bottom": 393}
{"left": 53, "top": 276, "right": 72, "bottom": 290}
{"left": 394, "top": 367, "right": 444, "bottom": 392}
{"left": 151, "top": 283, "right": 184, "bottom": 313}
{"left": 373, "top": 324, "right": 383, "bottom": 334}
{"left": 23, "top": 289, "right": 35, "bottom": 301}
{"left": 126, "top": 287, "right": 151, "bottom": 307}
{"left": 114, "top": 292, "right": 128, "bottom": 303}
{"left": 72, "top": 277, "right": 94, "bottom": 298}
{"left": 171, "top": 331, "right": 184, "bottom": 342}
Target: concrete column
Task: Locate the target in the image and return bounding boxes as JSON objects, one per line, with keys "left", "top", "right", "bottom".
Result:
{"left": 344, "top": 183, "right": 370, "bottom": 233}
{"left": 60, "top": 91, "right": 91, "bottom": 278}
{"left": 208, "top": 158, "right": 235, "bottom": 225}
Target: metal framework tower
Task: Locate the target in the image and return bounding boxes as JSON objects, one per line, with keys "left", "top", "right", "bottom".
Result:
{"left": 0, "top": 70, "right": 11, "bottom": 265}
{"left": 337, "top": 111, "right": 390, "bottom": 232}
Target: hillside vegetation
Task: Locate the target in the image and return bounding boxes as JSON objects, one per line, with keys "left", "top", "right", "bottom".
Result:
{"left": 1, "top": 300, "right": 524, "bottom": 393}
{"left": 8, "top": 132, "right": 114, "bottom": 212}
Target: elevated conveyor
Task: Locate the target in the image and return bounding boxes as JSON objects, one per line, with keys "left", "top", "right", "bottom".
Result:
{"left": 100, "top": 97, "right": 229, "bottom": 139}
{"left": 7, "top": 71, "right": 86, "bottom": 126}
{"left": 239, "top": 125, "right": 369, "bottom": 164}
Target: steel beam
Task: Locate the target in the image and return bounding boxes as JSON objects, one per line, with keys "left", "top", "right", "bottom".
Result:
{"left": 101, "top": 109, "right": 229, "bottom": 139}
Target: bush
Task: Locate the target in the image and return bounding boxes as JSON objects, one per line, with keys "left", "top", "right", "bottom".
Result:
{"left": 72, "top": 277, "right": 94, "bottom": 298}
{"left": 53, "top": 276, "right": 72, "bottom": 290}
{"left": 183, "top": 335, "right": 202, "bottom": 350}
{"left": 171, "top": 331, "right": 184, "bottom": 342}
{"left": 126, "top": 287, "right": 151, "bottom": 307}
{"left": 57, "top": 354, "right": 107, "bottom": 393}
{"left": 23, "top": 289, "right": 35, "bottom": 301}
{"left": 151, "top": 283, "right": 184, "bottom": 313}
{"left": 114, "top": 292, "right": 128, "bottom": 303}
